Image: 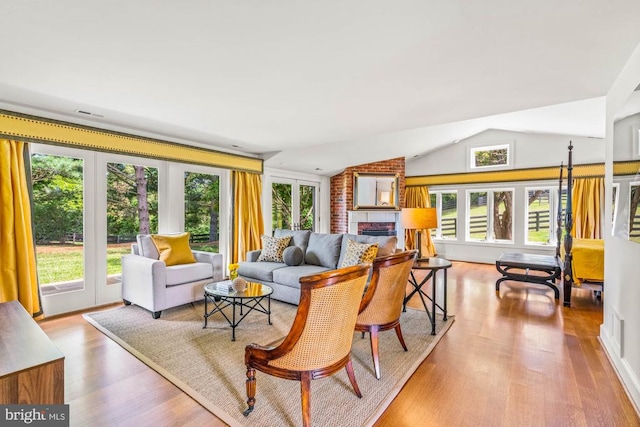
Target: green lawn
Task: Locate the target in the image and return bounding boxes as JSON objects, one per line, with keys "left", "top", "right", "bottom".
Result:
{"left": 37, "top": 243, "right": 220, "bottom": 284}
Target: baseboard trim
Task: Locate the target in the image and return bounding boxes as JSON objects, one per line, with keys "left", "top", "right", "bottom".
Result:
{"left": 600, "top": 325, "right": 640, "bottom": 419}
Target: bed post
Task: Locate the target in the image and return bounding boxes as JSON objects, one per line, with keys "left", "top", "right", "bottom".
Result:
{"left": 563, "top": 142, "right": 574, "bottom": 307}
{"left": 556, "top": 161, "right": 563, "bottom": 259}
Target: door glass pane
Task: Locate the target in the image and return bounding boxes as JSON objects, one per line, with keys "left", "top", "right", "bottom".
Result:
{"left": 185, "top": 172, "right": 220, "bottom": 252}
{"left": 526, "top": 188, "right": 550, "bottom": 244}
{"left": 299, "top": 184, "right": 316, "bottom": 231}
{"left": 493, "top": 190, "right": 513, "bottom": 241}
{"left": 630, "top": 185, "right": 640, "bottom": 243}
{"left": 106, "top": 163, "right": 158, "bottom": 284}
{"left": 272, "top": 183, "right": 293, "bottom": 230}
{"left": 32, "top": 153, "right": 85, "bottom": 295}
{"left": 468, "top": 191, "right": 487, "bottom": 240}
{"left": 441, "top": 192, "right": 457, "bottom": 239}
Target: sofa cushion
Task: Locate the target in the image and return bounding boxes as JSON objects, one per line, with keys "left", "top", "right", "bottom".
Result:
{"left": 272, "top": 265, "right": 332, "bottom": 288}
{"left": 151, "top": 233, "right": 196, "bottom": 266}
{"left": 137, "top": 234, "right": 160, "bottom": 259}
{"left": 305, "top": 232, "right": 343, "bottom": 269}
{"left": 337, "top": 234, "right": 397, "bottom": 267}
{"left": 238, "top": 261, "right": 286, "bottom": 282}
{"left": 283, "top": 246, "right": 304, "bottom": 266}
{"left": 257, "top": 235, "right": 292, "bottom": 262}
{"left": 274, "top": 229, "right": 312, "bottom": 255}
{"left": 339, "top": 239, "right": 379, "bottom": 268}
{"left": 166, "top": 262, "right": 212, "bottom": 286}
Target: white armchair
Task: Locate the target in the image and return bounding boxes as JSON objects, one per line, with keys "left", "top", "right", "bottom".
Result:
{"left": 121, "top": 234, "right": 224, "bottom": 318}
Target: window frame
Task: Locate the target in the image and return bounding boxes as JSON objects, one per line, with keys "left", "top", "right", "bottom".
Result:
{"left": 465, "top": 187, "right": 515, "bottom": 243}
{"left": 524, "top": 186, "right": 555, "bottom": 246}
{"left": 468, "top": 142, "right": 512, "bottom": 171}
{"left": 430, "top": 190, "right": 458, "bottom": 240}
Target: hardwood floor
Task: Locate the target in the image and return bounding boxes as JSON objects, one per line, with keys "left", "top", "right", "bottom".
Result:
{"left": 38, "top": 262, "right": 640, "bottom": 427}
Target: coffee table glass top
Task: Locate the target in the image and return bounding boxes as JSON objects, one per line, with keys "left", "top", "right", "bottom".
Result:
{"left": 204, "top": 281, "right": 273, "bottom": 299}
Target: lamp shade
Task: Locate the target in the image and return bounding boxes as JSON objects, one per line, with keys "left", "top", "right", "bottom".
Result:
{"left": 401, "top": 207, "right": 437, "bottom": 230}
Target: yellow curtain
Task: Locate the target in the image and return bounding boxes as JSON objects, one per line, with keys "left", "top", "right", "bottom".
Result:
{"left": 404, "top": 186, "right": 437, "bottom": 257}
{"left": 571, "top": 178, "right": 603, "bottom": 239}
{"left": 0, "top": 139, "right": 42, "bottom": 317}
{"left": 232, "top": 171, "right": 265, "bottom": 263}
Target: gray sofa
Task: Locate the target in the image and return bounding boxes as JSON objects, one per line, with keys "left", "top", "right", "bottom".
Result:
{"left": 237, "top": 229, "right": 398, "bottom": 305}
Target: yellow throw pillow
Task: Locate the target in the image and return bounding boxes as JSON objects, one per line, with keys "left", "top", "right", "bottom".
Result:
{"left": 257, "top": 235, "right": 292, "bottom": 262}
{"left": 150, "top": 233, "right": 196, "bottom": 266}
{"left": 339, "top": 239, "right": 379, "bottom": 268}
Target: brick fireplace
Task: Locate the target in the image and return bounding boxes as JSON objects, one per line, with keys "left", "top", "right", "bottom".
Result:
{"left": 347, "top": 210, "right": 401, "bottom": 236}
{"left": 330, "top": 157, "right": 405, "bottom": 234}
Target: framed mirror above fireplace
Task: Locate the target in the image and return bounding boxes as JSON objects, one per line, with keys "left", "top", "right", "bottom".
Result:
{"left": 353, "top": 172, "right": 400, "bottom": 210}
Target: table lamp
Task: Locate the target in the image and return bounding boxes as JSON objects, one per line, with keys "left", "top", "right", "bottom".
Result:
{"left": 401, "top": 207, "right": 437, "bottom": 260}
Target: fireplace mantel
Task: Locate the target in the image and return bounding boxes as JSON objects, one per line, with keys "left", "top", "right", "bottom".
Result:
{"left": 347, "top": 210, "right": 405, "bottom": 248}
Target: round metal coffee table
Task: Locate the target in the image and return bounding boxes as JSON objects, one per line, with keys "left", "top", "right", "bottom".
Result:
{"left": 203, "top": 281, "right": 273, "bottom": 341}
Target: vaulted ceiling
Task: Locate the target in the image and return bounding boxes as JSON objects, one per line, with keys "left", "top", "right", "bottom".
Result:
{"left": 2, "top": 1, "right": 640, "bottom": 175}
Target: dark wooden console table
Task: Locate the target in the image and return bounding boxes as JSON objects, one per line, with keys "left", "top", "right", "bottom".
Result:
{"left": 495, "top": 253, "right": 561, "bottom": 299}
{"left": 0, "top": 300, "right": 65, "bottom": 404}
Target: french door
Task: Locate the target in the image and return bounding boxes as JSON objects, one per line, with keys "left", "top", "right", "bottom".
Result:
{"left": 271, "top": 178, "right": 319, "bottom": 233}
{"left": 31, "top": 144, "right": 97, "bottom": 315}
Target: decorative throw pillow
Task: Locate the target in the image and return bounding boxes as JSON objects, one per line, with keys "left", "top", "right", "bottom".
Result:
{"left": 257, "top": 235, "right": 292, "bottom": 262}
{"left": 150, "top": 232, "right": 196, "bottom": 266}
{"left": 339, "top": 239, "right": 379, "bottom": 268}
{"left": 283, "top": 246, "right": 304, "bottom": 266}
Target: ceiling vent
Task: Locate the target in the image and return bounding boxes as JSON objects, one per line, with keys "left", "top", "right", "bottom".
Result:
{"left": 75, "top": 109, "right": 103, "bottom": 118}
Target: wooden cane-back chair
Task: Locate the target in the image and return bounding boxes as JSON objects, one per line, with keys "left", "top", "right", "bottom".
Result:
{"left": 243, "top": 263, "right": 371, "bottom": 427}
{"left": 355, "top": 250, "right": 417, "bottom": 379}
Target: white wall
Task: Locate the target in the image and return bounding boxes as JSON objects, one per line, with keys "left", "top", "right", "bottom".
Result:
{"left": 601, "top": 40, "right": 640, "bottom": 413}
{"left": 407, "top": 129, "right": 605, "bottom": 177}
{"left": 613, "top": 111, "right": 640, "bottom": 160}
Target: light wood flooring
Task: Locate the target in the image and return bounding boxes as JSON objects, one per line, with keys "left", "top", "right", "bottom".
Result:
{"left": 38, "top": 262, "right": 640, "bottom": 426}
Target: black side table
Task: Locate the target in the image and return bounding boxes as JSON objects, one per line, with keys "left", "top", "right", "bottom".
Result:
{"left": 403, "top": 257, "right": 452, "bottom": 335}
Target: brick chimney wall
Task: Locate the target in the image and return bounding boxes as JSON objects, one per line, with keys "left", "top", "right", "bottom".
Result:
{"left": 330, "top": 157, "right": 405, "bottom": 233}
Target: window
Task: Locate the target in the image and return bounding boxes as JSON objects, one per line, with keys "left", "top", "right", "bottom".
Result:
{"left": 466, "top": 189, "right": 514, "bottom": 242}
{"left": 630, "top": 183, "right": 640, "bottom": 243}
{"left": 430, "top": 191, "right": 457, "bottom": 239}
{"left": 271, "top": 178, "right": 319, "bottom": 232}
{"left": 184, "top": 171, "right": 220, "bottom": 253}
{"left": 32, "top": 153, "right": 86, "bottom": 295}
{"left": 107, "top": 162, "right": 159, "bottom": 284}
{"left": 467, "top": 191, "right": 488, "bottom": 241}
{"left": 469, "top": 144, "right": 510, "bottom": 170}
{"left": 525, "top": 187, "right": 553, "bottom": 245}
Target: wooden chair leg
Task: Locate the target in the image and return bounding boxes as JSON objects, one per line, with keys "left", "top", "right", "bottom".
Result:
{"left": 301, "top": 372, "right": 312, "bottom": 427}
{"left": 243, "top": 367, "right": 256, "bottom": 416}
{"left": 345, "top": 359, "right": 362, "bottom": 398}
{"left": 394, "top": 324, "right": 408, "bottom": 351}
{"left": 369, "top": 326, "right": 382, "bottom": 380}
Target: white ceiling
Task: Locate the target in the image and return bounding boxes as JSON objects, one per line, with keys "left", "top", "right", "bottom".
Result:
{"left": 1, "top": 1, "right": 640, "bottom": 175}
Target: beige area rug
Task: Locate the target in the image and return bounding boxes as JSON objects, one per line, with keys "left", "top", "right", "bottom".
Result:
{"left": 84, "top": 299, "right": 453, "bottom": 427}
